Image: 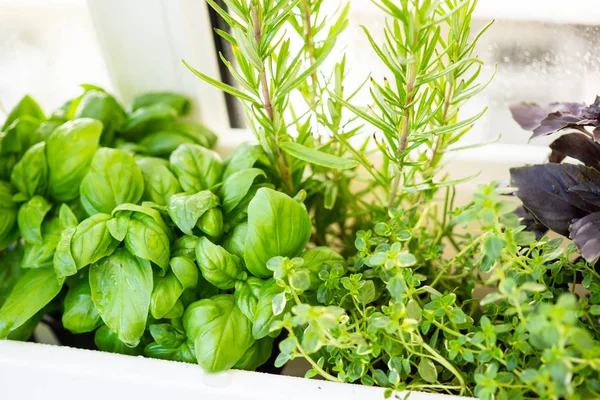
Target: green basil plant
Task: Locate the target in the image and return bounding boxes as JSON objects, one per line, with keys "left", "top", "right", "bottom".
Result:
{"left": 0, "top": 86, "right": 326, "bottom": 373}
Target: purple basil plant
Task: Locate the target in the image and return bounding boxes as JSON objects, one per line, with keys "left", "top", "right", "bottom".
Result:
{"left": 510, "top": 98, "right": 600, "bottom": 262}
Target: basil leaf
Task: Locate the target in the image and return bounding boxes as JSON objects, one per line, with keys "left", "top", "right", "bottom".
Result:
{"left": 46, "top": 118, "right": 102, "bottom": 201}
{"left": 223, "top": 222, "right": 247, "bottom": 259}
{"left": 234, "top": 277, "right": 264, "bottom": 322}
{"left": 174, "top": 122, "right": 217, "bottom": 149}
{"left": 233, "top": 336, "right": 274, "bottom": 371}
{"left": 244, "top": 188, "right": 312, "bottom": 278}
{"left": 22, "top": 214, "right": 67, "bottom": 270}
{"left": 223, "top": 143, "right": 267, "bottom": 180}
{"left": 62, "top": 273, "right": 102, "bottom": 334}
{"left": 301, "top": 246, "right": 345, "bottom": 289}
{"left": 10, "top": 142, "right": 48, "bottom": 198}
{"left": 136, "top": 157, "right": 182, "bottom": 205}
{"left": 169, "top": 143, "right": 224, "bottom": 192}
{"left": 0, "top": 267, "right": 63, "bottom": 339}
{"left": 184, "top": 294, "right": 254, "bottom": 373}
{"left": 171, "top": 256, "right": 199, "bottom": 289}
{"left": 252, "top": 278, "right": 285, "bottom": 339}
{"left": 166, "top": 191, "right": 219, "bottom": 235}
{"left": 172, "top": 235, "right": 199, "bottom": 259}
{"left": 139, "top": 131, "right": 195, "bottom": 157}
{"left": 53, "top": 226, "right": 77, "bottom": 279}
{"left": 0, "top": 245, "right": 25, "bottom": 308}
{"left": 0, "top": 182, "right": 18, "bottom": 250}
{"left": 196, "top": 207, "right": 224, "bottom": 240}
{"left": 149, "top": 323, "right": 185, "bottom": 348}
{"left": 2, "top": 95, "right": 45, "bottom": 131}
{"left": 58, "top": 203, "right": 79, "bottom": 228}
{"left": 120, "top": 104, "right": 178, "bottom": 141}
{"left": 90, "top": 248, "right": 153, "bottom": 346}
{"left": 132, "top": 92, "right": 191, "bottom": 116}
{"left": 280, "top": 142, "right": 358, "bottom": 170}
{"left": 80, "top": 148, "right": 144, "bottom": 215}
{"left": 221, "top": 168, "right": 266, "bottom": 214}
{"left": 144, "top": 341, "right": 196, "bottom": 363}
{"left": 95, "top": 325, "right": 145, "bottom": 356}
{"left": 17, "top": 195, "right": 52, "bottom": 244}
{"left": 195, "top": 237, "right": 245, "bottom": 290}
{"left": 74, "top": 90, "right": 126, "bottom": 146}
{"left": 71, "top": 214, "right": 120, "bottom": 270}
{"left": 124, "top": 212, "right": 171, "bottom": 274}
{"left": 151, "top": 272, "right": 184, "bottom": 320}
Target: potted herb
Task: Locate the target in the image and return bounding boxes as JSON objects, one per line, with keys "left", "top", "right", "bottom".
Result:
{"left": 2, "top": 1, "right": 600, "bottom": 399}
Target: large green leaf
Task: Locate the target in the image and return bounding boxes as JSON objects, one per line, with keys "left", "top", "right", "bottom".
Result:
{"left": 184, "top": 294, "right": 254, "bottom": 373}
{"left": 71, "top": 214, "right": 120, "bottom": 270}
{"left": 80, "top": 148, "right": 144, "bottom": 215}
{"left": 195, "top": 237, "right": 245, "bottom": 290}
{"left": 62, "top": 273, "right": 102, "bottom": 334}
{"left": 46, "top": 118, "right": 102, "bottom": 201}
{"left": 120, "top": 104, "right": 178, "bottom": 141}
{"left": 2, "top": 95, "right": 45, "bottom": 131}
{"left": 74, "top": 90, "right": 126, "bottom": 146}
{"left": 234, "top": 277, "right": 263, "bottom": 322}
{"left": 251, "top": 279, "right": 286, "bottom": 339}
{"left": 17, "top": 195, "right": 52, "bottom": 244}
{"left": 221, "top": 168, "right": 266, "bottom": 214}
{"left": 10, "top": 142, "right": 48, "bottom": 198}
{"left": 89, "top": 248, "right": 153, "bottom": 346}
{"left": 0, "top": 267, "right": 62, "bottom": 339}
{"left": 169, "top": 143, "right": 224, "bottom": 192}
{"left": 136, "top": 157, "right": 182, "bottom": 206}
{"left": 166, "top": 191, "right": 220, "bottom": 235}
{"left": 244, "top": 188, "right": 312, "bottom": 278}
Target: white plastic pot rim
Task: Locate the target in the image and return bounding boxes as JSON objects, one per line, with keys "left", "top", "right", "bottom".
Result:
{"left": 0, "top": 340, "right": 472, "bottom": 400}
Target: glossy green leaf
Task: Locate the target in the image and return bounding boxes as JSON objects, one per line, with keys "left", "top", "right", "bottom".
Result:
{"left": 62, "top": 273, "right": 102, "bottom": 334}
{"left": 171, "top": 256, "right": 199, "bottom": 289}
{"left": 94, "top": 325, "right": 145, "bottom": 356}
{"left": 172, "top": 235, "right": 199, "bottom": 259}
{"left": 2, "top": 95, "right": 45, "bottom": 131}
{"left": 10, "top": 142, "right": 48, "bottom": 198}
{"left": 166, "top": 190, "right": 219, "bottom": 235}
{"left": 234, "top": 277, "right": 264, "bottom": 322}
{"left": 123, "top": 212, "right": 171, "bottom": 274}
{"left": 0, "top": 267, "right": 62, "bottom": 339}
{"left": 120, "top": 104, "right": 178, "bottom": 141}
{"left": 17, "top": 195, "right": 52, "bottom": 244}
{"left": 53, "top": 226, "right": 77, "bottom": 279}
{"left": 244, "top": 188, "right": 312, "bottom": 278}
{"left": 221, "top": 168, "right": 266, "bottom": 214}
{"left": 195, "top": 237, "right": 245, "bottom": 290}
{"left": 223, "top": 222, "right": 247, "bottom": 259}
{"left": 223, "top": 143, "right": 267, "bottom": 180}
{"left": 233, "top": 336, "right": 274, "bottom": 371}
{"left": 184, "top": 294, "right": 254, "bottom": 373}
{"left": 252, "top": 279, "right": 285, "bottom": 339}
{"left": 196, "top": 207, "right": 223, "bottom": 240}
{"left": 46, "top": 118, "right": 102, "bottom": 201}
{"left": 71, "top": 214, "right": 120, "bottom": 270}
{"left": 0, "top": 182, "right": 18, "bottom": 250}
{"left": 90, "top": 248, "right": 153, "bottom": 346}
{"left": 132, "top": 92, "right": 191, "bottom": 116}
{"left": 151, "top": 271, "right": 184, "bottom": 320}
{"left": 280, "top": 142, "right": 358, "bottom": 170}
{"left": 169, "top": 143, "right": 224, "bottom": 192}
{"left": 80, "top": 148, "right": 144, "bottom": 215}
{"left": 74, "top": 90, "right": 126, "bottom": 146}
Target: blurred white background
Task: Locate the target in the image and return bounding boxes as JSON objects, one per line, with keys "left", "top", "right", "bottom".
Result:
{"left": 1, "top": 0, "right": 599, "bottom": 148}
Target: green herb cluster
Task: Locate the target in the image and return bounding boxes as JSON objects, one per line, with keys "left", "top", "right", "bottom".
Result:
{"left": 0, "top": 86, "right": 323, "bottom": 373}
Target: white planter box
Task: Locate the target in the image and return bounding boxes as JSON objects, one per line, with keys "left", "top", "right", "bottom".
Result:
{"left": 0, "top": 340, "right": 471, "bottom": 400}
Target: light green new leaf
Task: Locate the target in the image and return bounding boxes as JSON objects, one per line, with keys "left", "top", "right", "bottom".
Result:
{"left": 71, "top": 214, "right": 120, "bottom": 270}
{"left": 46, "top": 118, "right": 102, "bottom": 201}
{"left": 223, "top": 222, "right": 247, "bottom": 259}
{"left": 234, "top": 277, "right": 264, "bottom": 322}
{"left": 184, "top": 294, "right": 254, "bottom": 373}
{"left": 136, "top": 157, "right": 182, "bottom": 206}
{"left": 89, "top": 248, "right": 153, "bottom": 347}
{"left": 0, "top": 267, "right": 63, "bottom": 339}
{"left": 221, "top": 168, "right": 266, "bottom": 214}
{"left": 62, "top": 273, "right": 102, "bottom": 334}
{"left": 280, "top": 142, "right": 358, "bottom": 170}
{"left": 10, "top": 142, "right": 48, "bottom": 198}
{"left": 195, "top": 237, "right": 245, "bottom": 290}
{"left": 166, "top": 191, "right": 220, "bottom": 235}
{"left": 244, "top": 188, "right": 312, "bottom": 278}
{"left": 2, "top": 95, "right": 45, "bottom": 131}
{"left": 17, "top": 195, "right": 52, "bottom": 244}
{"left": 80, "top": 148, "right": 144, "bottom": 215}
{"left": 169, "top": 143, "right": 224, "bottom": 193}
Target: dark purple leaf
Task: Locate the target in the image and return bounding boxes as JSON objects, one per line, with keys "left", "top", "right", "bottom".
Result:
{"left": 570, "top": 181, "right": 600, "bottom": 208}
{"left": 531, "top": 112, "right": 585, "bottom": 139}
{"left": 510, "top": 164, "right": 600, "bottom": 235}
{"left": 509, "top": 102, "right": 584, "bottom": 131}
{"left": 549, "top": 133, "right": 600, "bottom": 169}
{"left": 570, "top": 212, "right": 600, "bottom": 262}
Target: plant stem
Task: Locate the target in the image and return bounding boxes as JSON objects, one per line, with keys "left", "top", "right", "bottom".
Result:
{"left": 251, "top": 6, "right": 293, "bottom": 193}
{"left": 388, "top": 59, "right": 418, "bottom": 209}
{"left": 302, "top": 0, "right": 318, "bottom": 104}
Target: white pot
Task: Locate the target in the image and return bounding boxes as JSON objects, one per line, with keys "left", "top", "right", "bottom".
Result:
{"left": 0, "top": 340, "right": 471, "bottom": 400}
